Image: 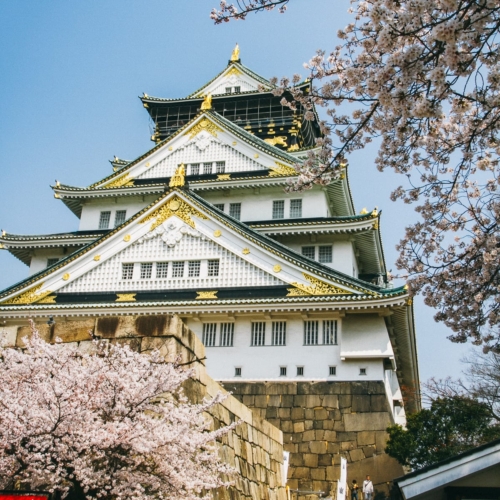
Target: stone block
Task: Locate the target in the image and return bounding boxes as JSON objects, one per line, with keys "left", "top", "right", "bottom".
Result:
{"left": 349, "top": 448, "right": 365, "bottom": 462}
{"left": 255, "top": 395, "right": 268, "bottom": 408}
{"left": 291, "top": 467, "right": 310, "bottom": 479}
{"left": 344, "top": 412, "right": 392, "bottom": 432}
{"left": 311, "top": 468, "right": 326, "bottom": 481}
{"left": 278, "top": 408, "right": 291, "bottom": 419}
{"left": 305, "top": 395, "right": 322, "bottom": 407}
{"left": 314, "top": 408, "right": 328, "bottom": 420}
{"left": 303, "top": 430, "right": 316, "bottom": 442}
{"left": 281, "top": 420, "right": 293, "bottom": 433}
{"left": 304, "top": 420, "right": 314, "bottom": 430}
{"left": 363, "top": 446, "right": 376, "bottom": 458}
{"left": 375, "top": 431, "right": 390, "bottom": 452}
{"left": 340, "top": 441, "right": 356, "bottom": 451}
{"left": 326, "top": 466, "right": 340, "bottom": 481}
{"left": 16, "top": 323, "right": 51, "bottom": 346}
{"left": 357, "top": 431, "right": 376, "bottom": 446}
{"left": 53, "top": 319, "right": 95, "bottom": 343}
{"left": 337, "top": 431, "right": 357, "bottom": 442}
{"left": 327, "top": 442, "right": 340, "bottom": 454}
{"left": 303, "top": 453, "right": 318, "bottom": 468}
{"left": 322, "top": 394, "right": 339, "bottom": 409}
{"left": 281, "top": 395, "right": 294, "bottom": 407}
{"left": 323, "top": 430, "right": 336, "bottom": 441}
{"left": 291, "top": 407, "right": 305, "bottom": 420}
{"left": 293, "top": 421, "right": 305, "bottom": 433}
{"left": 352, "top": 394, "right": 371, "bottom": 412}
{"left": 318, "top": 454, "right": 333, "bottom": 466}
{"left": 339, "top": 395, "right": 352, "bottom": 408}
{"left": 371, "top": 394, "right": 389, "bottom": 412}
{"left": 309, "top": 441, "right": 327, "bottom": 454}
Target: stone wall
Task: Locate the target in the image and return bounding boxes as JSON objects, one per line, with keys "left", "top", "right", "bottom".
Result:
{"left": 8, "top": 316, "right": 287, "bottom": 500}
{"left": 223, "top": 381, "right": 405, "bottom": 498}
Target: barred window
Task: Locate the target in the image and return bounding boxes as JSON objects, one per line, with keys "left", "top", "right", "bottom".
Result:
{"left": 220, "top": 323, "right": 234, "bottom": 347}
{"left": 272, "top": 321, "right": 286, "bottom": 346}
{"left": 188, "top": 260, "right": 201, "bottom": 277}
{"left": 234, "top": 86, "right": 241, "bottom": 93}
{"left": 202, "top": 323, "right": 217, "bottom": 347}
{"left": 280, "top": 366, "right": 287, "bottom": 376}
{"left": 319, "top": 245, "right": 333, "bottom": 263}
{"left": 272, "top": 200, "right": 285, "bottom": 219}
{"left": 172, "top": 261, "right": 184, "bottom": 278}
{"left": 156, "top": 262, "right": 169, "bottom": 278}
{"left": 304, "top": 320, "right": 319, "bottom": 345}
{"left": 229, "top": 203, "right": 241, "bottom": 220}
{"left": 216, "top": 161, "right": 226, "bottom": 173}
{"left": 47, "top": 258, "right": 59, "bottom": 267}
{"left": 207, "top": 259, "right": 220, "bottom": 277}
{"left": 203, "top": 162, "right": 213, "bottom": 175}
{"left": 323, "top": 320, "right": 338, "bottom": 345}
{"left": 190, "top": 163, "right": 200, "bottom": 176}
{"left": 114, "top": 210, "right": 127, "bottom": 227}
{"left": 214, "top": 203, "right": 225, "bottom": 211}
{"left": 235, "top": 367, "right": 242, "bottom": 376}
{"left": 99, "top": 211, "right": 111, "bottom": 229}
{"left": 251, "top": 322, "right": 266, "bottom": 346}
{"left": 329, "top": 366, "right": 337, "bottom": 376}
{"left": 121, "top": 263, "right": 134, "bottom": 280}
{"left": 140, "top": 263, "right": 152, "bottom": 279}
{"left": 302, "top": 246, "right": 316, "bottom": 260}
{"left": 297, "top": 366, "right": 304, "bottom": 376}
{"left": 360, "top": 368, "right": 367, "bottom": 376}
{"left": 290, "top": 199, "right": 302, "bottom": 218}
{"left": 225, "top": 87, "right": 232, "bottom": 94}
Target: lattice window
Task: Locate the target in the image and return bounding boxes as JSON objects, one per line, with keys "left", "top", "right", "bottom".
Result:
{"left": 234, "top": 86, "right": 241, "bottom": 93}
{"left": 272, "top": 321, "right": 286, "bottom": 346}
{"left": 99, "top": 211, "right": 111, "bottom": 229}
{"left": 220, "top": 323, "right": 234, "bottom": 347}
{"left": 122, "top": 263, "right": 134, "bottom": 280}
{"left": 319, "top": 246, "right": 333, "bottom": 263}
{"left": 156, "top": 262, "right": 169, "bottom": 278}
{"left": 225, "top": 87, "right": 232, "bottom": 94}
{"left": 290, "top": 199, "right": 302, "bottom": 218}
{"left": 202, "top": 323, "right": 217, "bottom": 347}
{"left": 188, "top": 260, "right": 200, "bottom": 277}
{"left": 207, "top": 259, "right": 220, "bottom": 277}
{"left": 302, "top": 246, "right": 316, "bottom": 260}
{"left": 229, "top": 203, "right": 241, "bottom": 220}
{"left": 304, "top": 321, "right": 319, "bottom": 345}
{"left": 280, "top": 366, "right": 287, "bottom": 376}
{"left": 190, "top": 163, "right": 200, "bottom": 176}
{"left": 251, "top": 322, "right": 266, "bottom": 346}
{"left": 323, "top": 320, "right": 338, "bottom": 345}
{"left": 329, "top": 366, "right": 337, "bottom": 376}
{"left": 297, "top": 366, "right": 304, "bottom": 376}
{"left": 47, "top": 258, "right": 59, "bottom": 267}
{"left": 272, "top": 200, "right": 285, "bottom": 219}
{"left": 114, "top": 210, "right": 127, "bottom": 227}
{"left": 203, "top": 162, "right": 213, "bottom": 175}
{"left": 213, "top": 203, "right": 225, "bottom": 211}
{"left": 172, "top": 261, "right": 184, "bottom": 278}
{"left": 235, "top": 367, "right": 242, "bottom": 376}
{"left": 360, "top": 368, "right": 367, "bottom": 376}
{"left": 140, "top": 263, "right": 152, "bottom": 279}
{"left": 216, "top": 161, "right": 226, "bottom": 173}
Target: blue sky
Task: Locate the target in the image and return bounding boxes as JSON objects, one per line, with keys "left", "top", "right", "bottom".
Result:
{"left": 0, "top": 0, "right": 471, "bottom": 382}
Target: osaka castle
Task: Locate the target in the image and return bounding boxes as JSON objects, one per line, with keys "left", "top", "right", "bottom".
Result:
{"left": 0, "top": 47, "right": 419, "bottom": 438}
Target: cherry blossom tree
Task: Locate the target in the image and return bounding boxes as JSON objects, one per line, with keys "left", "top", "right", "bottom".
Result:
{"left": 0, "top": 323, "right": 234, "bottom": 500}
{"left": 211, "top": 0, "right": 500, "bottom": 353}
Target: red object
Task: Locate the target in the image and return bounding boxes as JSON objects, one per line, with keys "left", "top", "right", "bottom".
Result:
{"left": 0, "top": 493, "right": 49, "bottom": 500}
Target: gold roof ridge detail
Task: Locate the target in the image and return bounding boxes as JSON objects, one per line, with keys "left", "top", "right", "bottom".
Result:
{"left": 287, "top": 273, "right": 354, "bottom": 297}
{"left": 185, "top": 117, "right": 223, "bottom": 140}
{"left": 269, "top": 161, "right": 297, "bottom": 177}
{"left": 196, "top": 291, "right": 218, "bottom": 300}
{"left": 3, "top": 283, "right": 53, "bottom": 305}
{"left": 116, "top": 293, "right": 136, "bottom": 302}
{"left": 104, "top": 174, "right": 134, "bottom": 189}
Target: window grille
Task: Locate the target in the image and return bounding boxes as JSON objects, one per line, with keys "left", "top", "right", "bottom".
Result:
{"left": 234, "top": 86, "right": 241, "bottom": 93}
{"left": 235, "top": 367, "right": 242, "bottom": 376}
{"left": 47, "top": 258, "right": 59, "bottom": 267}
{"left": 360, "top": 368, "right": 367, "bottom": 375}
{"left": 220, "top": 323, "right": 234, "bottom": 347}
{"left": 216, "top": 161, "right": 226, "bottom": 173}
{"left": 207, "top": 259, "right": 220, "bottom": 277}
{"left": 304, "top": 321, "right": 319, "bottom": 345}
{"left": 297, "top": 366, "right": 304, "bottom": 376}
{"left": 156, "top": 262, "right": 169, "bottom": 278}
{"left": 229, "top": 203, "right": 241, "bottom": 220}
{"left": 225, "top": 87, "right": 232, "bottom": 94}
{"left": 203, "top": 162, "right": 213, "bottom": 175}
{"left": 302, "top": 246, "right": 316, "bottom": 260}
{"left": 251, "top": 322, "right": 266, "bottom": 346}
{"left": 318, "top": 245, "right": 333, "bottom": 263}
{"left": 121, "top": 263, "right": 134, "bottom": 280}
{"left": 280, "top": 366, "right": 287, "bottom": 376}
{"left": 190, "top": 163, "right": 200, "bottom": 176}
{"left": 329, "top": 366, "right": 337, "bottom": 376}
{"left": 172, "top": 261, "right": 184, "bottom": 278}
{"left": 272, "top": 321, "right": 286, "bottom": 346}
{"left": 188, "top": 260, "right": 201, "bottom": 277}
{"left": 323, "top": 320, "right": 338, "bottom": 345}
{"left": 272, "top": 200, "right": 285, "bottom": 219}
{"left": 213, "top": 203, "right": 225, "bottom": 211}
{"left": 99, "top": 211, "right": 111, "bottom": 229}
{"left": 290, "top": 199, "right": 302, "bottom": 218}
{"left": 140, "top": 263, "right": 153, "bottom": 279}
{"left": 114, "top": 210, "right": 127, "bottom": 227}
{"left": 202, "top": 323, "right": 217, "bottom": 347}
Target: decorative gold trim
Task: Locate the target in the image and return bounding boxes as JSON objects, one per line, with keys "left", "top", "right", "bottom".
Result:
{"left": 373, "top": 220, "right": 379, "bottom": 230}
{"left": 169, "top": 164, "right": 186, "bottom": 188}
{"left": 146, "top": 162, "right": 150, "bottom": 167}
{"left": 140, "top": 195, "right": 208, "bottom": 231}
{"left": 254, "top": 154, "right": 259, "bottom": 158}
{"left": 273, "top": 264, "right": 282, "bottom": 273}
{"left": 230, "top": 43, "right": 240, "bottom": 62}
{"left": 93, "top": 255, "right": 101, "bottom": 261}
{"left": 105, "top": 174, "right": 133, "bottom": 189}
{"left": 287, "top": 144, "right": 299, "bottom": 152}
{"left": 62, "top": 273, "right": 70, "bottom": 281}
{"left": 3, "top": 284, "right": 53, "bottom": 305}
{"left": 226, "top": 66, "right": 242, "bottom": 77}
{"left": 360, "top": 208, "right": 368, "bottom": 215}
{"left": 168, "top": 146, "right": 173, "bottom": 151}
{"left": 123, "top": 235, "right": 131, "bottom": 242}
{"left": 201, "top": 93, "right": 212, "bottom": 110}
{"left": 269, "top": 161, "right": 297, "bottom": 177}
{"left": 287, "top": 273, "right": 354, "bottom": 297}
{"left": 217, "top": 174, "right": 231, "bottom": 180}
{"left": 37, "top": 295, "right": 56, "bottom": 304}
{"left": 196, "top": 291, "right": 218, "bottom": 300}
{"left": 184, "top": 118, "right": 223, "bottom": 140}
{"left": 264, "top": 136, "right": 288, "bottom": 148}
{"left": 232, "top": 141, "right": 237, "bottom": 146}
{"left": 242, "top": 247, "right": 250, "bottom": 255}
{"left": 214, "top": 230, "right": 222, "bottom": 237}
{"left": 116, "top": 293, "right": 136, "bottom": 302}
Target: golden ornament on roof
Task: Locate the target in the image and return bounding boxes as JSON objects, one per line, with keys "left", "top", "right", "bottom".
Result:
{"left": 201, "top": 93, "right": 212, "bottom": 110}
{"left": 169, "top": 164, "right": 186, "bottom": 188}
{"left": 230, "top": 43, "right": 240, "bottom": 61}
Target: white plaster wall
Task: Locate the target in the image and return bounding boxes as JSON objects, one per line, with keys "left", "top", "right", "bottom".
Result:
{"left": 332, "top": 240, "right": 356, "bottom": 276}
{"left": 29, "top": 247, "right": 79, "bottom": 275}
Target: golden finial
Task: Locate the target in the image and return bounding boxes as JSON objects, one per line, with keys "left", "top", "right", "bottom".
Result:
{"left": 371, "top": 206, "right": 379, "bottom": 217}
{"left": 55, "top": 180, "right": 60, "bottom": 188}
{"left": 201, "top": 93, "right": 212, "bottom": 110}
{"left": 143, "top": 93, "right": 148, "bottom": 98}
{"left": 230, "top": 43, "right": 240, "bottom": 62}
{"left": 169, "top": 164, "right": 186, "bottom": 188}
{"left": 1, "top": 229, "right": 5, "bottom": 237}
{"left": 360, "top": 208, "right": 368, "bottom": 215}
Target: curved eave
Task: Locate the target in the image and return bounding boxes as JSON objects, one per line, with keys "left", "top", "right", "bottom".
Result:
{"left": 326, "top": 168, "right": 355, "bottom": 217}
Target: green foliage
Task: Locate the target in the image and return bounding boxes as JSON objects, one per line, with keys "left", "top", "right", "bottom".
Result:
{"left": 386, "top": 396, "right": 500, "bottom": 469}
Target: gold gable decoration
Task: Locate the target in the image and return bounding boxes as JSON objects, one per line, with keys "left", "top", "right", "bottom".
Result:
{"left": 287, "top": 273, "right": 353, "bottom": 297}
{"left": 185, "top": 118, "right": 223, "bottom": 140}
{"left": 104, "top": 174, "right": 134, "bottom": 189}
{"left": 226, "top": 66, "right": 242, "bottom": 78}
{"left": 3, "top": 283, "right": 53, "bottom": 305}
{"left": 269, "top": 161, "right": 297, "bottom": 177}
{"left": 169, "top": 164, "right": 186, "bottom": 188}
{"left": 140, "top": 195, "right": 208, "bottom": 231}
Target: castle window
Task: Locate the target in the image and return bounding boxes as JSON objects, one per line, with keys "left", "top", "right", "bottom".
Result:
{"left": 202, "top": 323, "right": 217, "bottom": 347}
{"left": 251, "top": 322, "right": 266, "bottom": 346}
{"left": 203, "top": 162, "right": 213, "bottom": 175}
{"left": 323, "top": 320, "right": 338, "bottom": 345}
{"left": 272, "top": 321, "right": 286, "bottom": 346}
{"left": 329, "top": 366, "right": 337, "bottom": 376}
{"left": 121, "top": 263, "right": 134, "bottom": 280}
{"left": 235, "top": 367, "right": 242, "bottom": 376}
{"left": 214, "top": 203, "right": 225, "bottom": 211}
{"left": 156, "top": 262, "right": 169, "bottom": 278}
{"left": 234, "top": 86, "right": 241, "bottom": 93}
{"left": 304, "top": 321, "right": 319, "bottom": 345}
{"left": 172, "top": 261, "right": 184, "bottom": 278}
{"left": 220, "top": 323, "right": 234, "bottom": 347}
{"left": 318, "top": 245, "right": 333, "bottom": 263}
{"left": 47, "top": 258, "right": 59, "bottom": 268}
{"left": 280, "top": 366, "right": 287, "bottom": 376}
{"left": 216, "top": 161, "right": 226, "bottom": 174}
{"left": 290, "top": 199, "right": 302, "bottom": 218}
{"left": 272, "top": 200, "right": 285, "bottom": 219}
{"left": 360, "top": 368, "right": 367, "bottom": 376}
{"left": 225, "top": 87, "right": 232, "bottom": 94}
{"left": 140, "top": 263, "right": 152, "bottom": 279}
{"left": 114, "top": 210, "right": 127, "bottom": 227}
{"left": 297, "top": 366, "right": 304, "bottom": 376}
{"left": 98, "top": 211, "right": 111, "bottom": 229}
{"left": 229, "top": 203, "right": 241, "bottom": 220}
{"left": 207, "top": 259, "right": 220, "bottom": 277}
{"left": 301, "top": 246, "right": 316, "bottom": 260}
{"left": 190, "top": 163, "right": 200, "bottom": 176}
{"left": 188, "top": 260, "right": 201, "bottom": 277}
